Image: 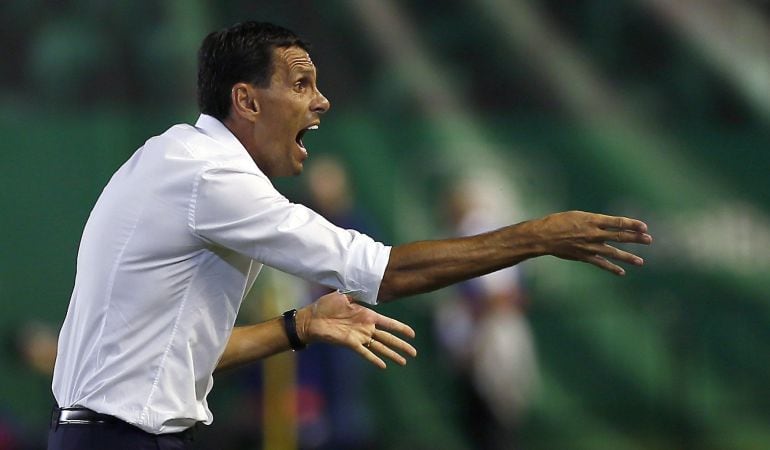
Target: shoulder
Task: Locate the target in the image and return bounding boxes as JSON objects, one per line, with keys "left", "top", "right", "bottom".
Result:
{"left": 140, "top": 122, "right": 257, "bottom": 175}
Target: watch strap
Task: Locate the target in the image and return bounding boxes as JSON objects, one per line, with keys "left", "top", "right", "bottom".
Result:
{"left": 282, "top": 309, "right": 307, "bottom": 351}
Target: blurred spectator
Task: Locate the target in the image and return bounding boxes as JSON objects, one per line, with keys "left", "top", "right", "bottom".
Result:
{"left": 4, "top": 321, "right": 59, "bottom": 450}
{"left": 14, "top": 321, "right": 57, "bottom": 377}
{"left": 295, "top": 155, "right": 381, "bottom": 449}
{"left": 434, "top": 178, "right": 539, "bottom": 450}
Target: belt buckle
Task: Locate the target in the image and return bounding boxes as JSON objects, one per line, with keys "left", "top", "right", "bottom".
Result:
{"left": 57, "top": 407, "right": 109, "bottom": 425}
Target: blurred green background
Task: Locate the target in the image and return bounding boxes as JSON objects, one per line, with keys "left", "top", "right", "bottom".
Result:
{"left": 1, "top": 1, "right": 769, "bottom": 449}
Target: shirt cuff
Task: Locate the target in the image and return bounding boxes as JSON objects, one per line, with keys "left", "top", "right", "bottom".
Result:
{"left": 343, "top": 240, "right": 391, "bottom": 305}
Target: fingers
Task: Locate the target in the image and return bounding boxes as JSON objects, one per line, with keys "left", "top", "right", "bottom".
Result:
{"left": 599, "top": 243, "right": 644, "bottom": 266}
{"left": 368, "top": 339, "right": 408, "bottom": 366}
{"left": 584, "top": 254, "right": 626, "bottom": 276}
{"left": 354, "top": 331, "right": 417, "bottom": 369}
{"left": 595, "top": 215, "right": 653, "bottom": 245}
{"left": 597, "top": 214, "right": 648, "bottom": 233}
{"left": 582, "top": 243, "right": 645, "bottom": 275}
{"left": 375, "top": 314, "right": 416, "bottom": 339}
{"left": 353, "top": 344, "right": 387, "bottom": 369}
{"left": 353, "top": 328, "right": 417, "bottom": 369}
{"left": 373, "top": 329, "right": 417, "bottom": 358}
{"left": 604, "top": 229, "right": 653, "bottom": 245}
{"left": 549, "top": 212, "right": 652, "bottom": 275}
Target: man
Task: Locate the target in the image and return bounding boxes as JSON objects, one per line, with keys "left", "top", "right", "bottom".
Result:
{"left": 49, "top": 21, "right": 652, "bottom": 450}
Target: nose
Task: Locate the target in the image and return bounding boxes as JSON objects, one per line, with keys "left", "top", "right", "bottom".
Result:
{"left": 311, "top": 89, "right": 331, "bottom": 114}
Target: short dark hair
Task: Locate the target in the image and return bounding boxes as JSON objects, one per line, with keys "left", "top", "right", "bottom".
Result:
{"left": 197, "top": 21, "right": 310, "bottom": 120}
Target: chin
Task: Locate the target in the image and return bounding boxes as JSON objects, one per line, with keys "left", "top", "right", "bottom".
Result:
{"left": 291, "top": 159, "right": 306, "bottom": 176}
{"left": 274, "top": 165, "right": 304, "bottom": 178}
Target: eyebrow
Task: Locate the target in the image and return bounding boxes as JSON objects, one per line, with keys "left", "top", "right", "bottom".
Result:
{"left": 290, "top": 64, "right": 316, "bottom": 77}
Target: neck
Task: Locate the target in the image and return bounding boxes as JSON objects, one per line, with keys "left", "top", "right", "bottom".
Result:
{"left": 222, "top": 116, "right": 262, "bottom": 166}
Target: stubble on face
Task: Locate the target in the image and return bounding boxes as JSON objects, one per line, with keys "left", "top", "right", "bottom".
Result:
{"left": 253, "top": 46, "right": 320, "bottom": 178}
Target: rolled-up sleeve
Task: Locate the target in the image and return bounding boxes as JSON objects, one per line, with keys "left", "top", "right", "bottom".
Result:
{"left": 188, "top": 164, "right": 390, "bottom": 304}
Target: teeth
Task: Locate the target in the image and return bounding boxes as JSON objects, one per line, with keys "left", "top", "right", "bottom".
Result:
{"left": 307, "top": 125, "right": 319, "bottom": 130}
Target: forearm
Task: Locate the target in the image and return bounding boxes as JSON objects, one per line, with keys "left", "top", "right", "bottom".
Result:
{"left": 215, "top": 294, "right": 416, "bottom": 372}
{"left": 215, "top": 308, "right": 312, "bottom": 372}
{"left": 378, "top": 221, "right": 542, "bottom": 301}
{"left": 377, "top": 211, "right": 652, "bottom": 302}
{"left": 215, "top": 319, "right": 287, "bottom": 372}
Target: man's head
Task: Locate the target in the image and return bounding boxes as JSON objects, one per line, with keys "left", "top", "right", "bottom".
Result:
{"left": 197, "top": 21, "right": 330, "bottom": 177}
{"left": 197, "top": 21, "right": 308, "bottom": 120}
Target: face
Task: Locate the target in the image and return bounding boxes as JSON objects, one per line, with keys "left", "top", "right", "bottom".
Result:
{"left": 250, "top": 46, "right": 331, "bottom": 177}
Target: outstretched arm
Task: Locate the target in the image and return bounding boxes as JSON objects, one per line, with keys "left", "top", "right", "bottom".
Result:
{"left": 377, "top": 211, "right": 652, "bottom": 301}
{"left": 216, "top": 291, "right": 416, "bottom": 372}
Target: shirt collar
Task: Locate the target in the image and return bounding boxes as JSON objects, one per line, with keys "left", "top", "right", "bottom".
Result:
{"left": 194, "top": 114, "right": 249, "bottom": 156}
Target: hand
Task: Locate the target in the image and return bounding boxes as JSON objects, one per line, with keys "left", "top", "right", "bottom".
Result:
{"left": 296, "top": 291, "right": 417, "bottom": 369}
{"left": 527, "top": 211, "right": 653, "bottom": 275}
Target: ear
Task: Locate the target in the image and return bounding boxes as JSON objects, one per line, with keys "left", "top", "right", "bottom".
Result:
{"left": 230, "top": 83, "right": 260, "bottom": 121}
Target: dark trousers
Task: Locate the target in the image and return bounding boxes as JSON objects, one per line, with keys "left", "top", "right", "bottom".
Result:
{"left": 48, "top": 409, "right": 194, "bottom": 450}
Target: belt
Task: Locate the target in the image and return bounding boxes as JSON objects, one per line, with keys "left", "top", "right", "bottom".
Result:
{"left": 51, "top": 406, "right": 197, "bottom": 440}
{"left": 53, "top": 407, "right": 123, "bottom": 426}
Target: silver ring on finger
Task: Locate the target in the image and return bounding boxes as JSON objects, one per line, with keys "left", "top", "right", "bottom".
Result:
{"left": 365, "top": 338, "right": 374, "bottom": 348}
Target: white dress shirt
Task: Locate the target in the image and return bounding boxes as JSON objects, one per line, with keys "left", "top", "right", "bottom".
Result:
{"left": 52, "top": 114, "right": 391, "bottom": 434}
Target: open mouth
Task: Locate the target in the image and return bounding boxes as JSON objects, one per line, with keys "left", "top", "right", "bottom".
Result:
{"left": 296, "top": 124, "right": 319, "bottom": 155}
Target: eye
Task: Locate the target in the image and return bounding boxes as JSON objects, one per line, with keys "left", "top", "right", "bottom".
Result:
{"left": 293, "top": 78, "right": 309, "bottom": 92}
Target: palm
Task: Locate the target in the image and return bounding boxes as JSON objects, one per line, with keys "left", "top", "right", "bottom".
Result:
{"left": 305, "top": 291, "right": 417, "bottom": 369}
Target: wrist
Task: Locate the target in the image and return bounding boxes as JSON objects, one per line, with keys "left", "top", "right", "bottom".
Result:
{"left": 508, "top": 220, "right": 548, "bottom": 258}
{"left": 294, "top": 306, "right": 313, "bottom": 345}
{"left": 282, "top": 309, "right": 307, "bottom": 351}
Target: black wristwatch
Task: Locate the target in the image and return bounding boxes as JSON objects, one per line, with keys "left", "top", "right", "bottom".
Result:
{"left": 282, "top": 309, "right": 307, "bottom": 351}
